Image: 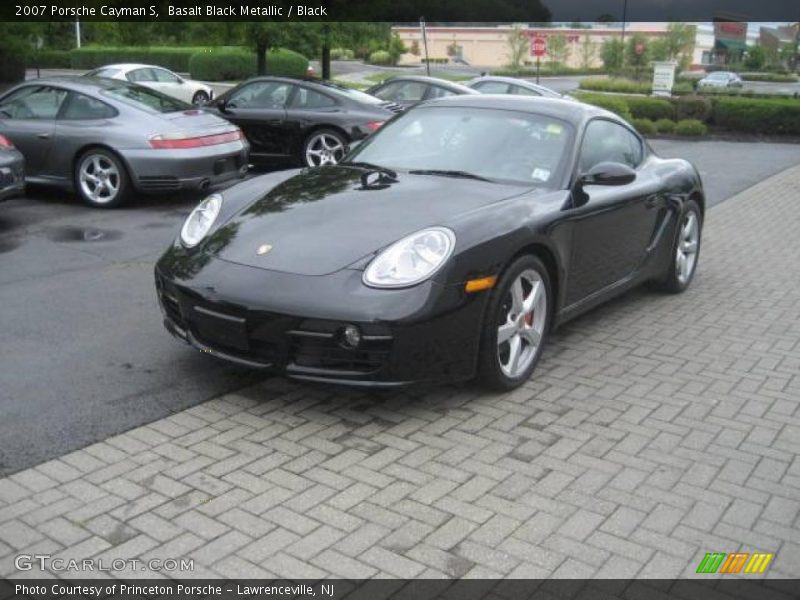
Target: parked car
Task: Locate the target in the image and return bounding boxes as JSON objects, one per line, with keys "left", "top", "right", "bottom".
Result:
{"left": 0, "top": 134, "right": 25, "bottom": 202}
{"left": 208, "top": 77, "right": 398, "bottom": 168}
{"left": 697, "top": 71, "right": 743, "bottom": 88}
{"left": 366, "top": 75, "right": 479, "bottom": 109}
{"left": 0, "top": 77, "right": 249, "bottom": 207}
{"left": 155, "top": 95, "right": 704, "bottom": 390}
{"left": 86, "top": 64, "right": 216, "bottom": 105}
{"left": 466, "top": 75, "right": 567, "bottom": 99}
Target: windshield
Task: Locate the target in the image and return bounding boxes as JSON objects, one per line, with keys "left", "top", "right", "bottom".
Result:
{"left": 101, "top": 84, "right": 190, "bottom": 113}
{"left": 346, "top": 106, "right": 574, "bottom": 186}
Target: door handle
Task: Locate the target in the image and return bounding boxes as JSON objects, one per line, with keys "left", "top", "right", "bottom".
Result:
{"left": 37, "top": 133, "right": 51, "bottom": 140}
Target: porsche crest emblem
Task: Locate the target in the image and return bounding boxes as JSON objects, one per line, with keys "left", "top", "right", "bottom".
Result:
{"left": 256, "top": 244, "right": 273, "bottom": 256}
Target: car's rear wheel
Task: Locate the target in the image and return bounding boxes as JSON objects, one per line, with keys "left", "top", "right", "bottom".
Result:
{"left": 477, "top": 255, "right": 552, "bottom": 391}
{"left": 192, "top": 91, "right": 210, "bottom": 106}
{"left": 303, "top": 129, "right": 346, "bottom": 167}
{"left": 651, "top": 199, "right": 702, "bottom": 293}
{"left": 74, "top": 149, "right": 130, "bottom": 208}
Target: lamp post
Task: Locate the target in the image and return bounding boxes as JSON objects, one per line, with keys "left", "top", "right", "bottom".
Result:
{"left": 620, "top": 0, "right": 628, "bottom": 67}
{"left": 421, "top": 17, "right": 431, "bottom": 76}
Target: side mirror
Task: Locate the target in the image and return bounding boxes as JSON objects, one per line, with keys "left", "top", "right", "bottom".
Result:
{"left": 217, "top": 99, "right": 230, "bottom": 113}
{"left": 579, "top": 161, "right": 636, "bottom": 187}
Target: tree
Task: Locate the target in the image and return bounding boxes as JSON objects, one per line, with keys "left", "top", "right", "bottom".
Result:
{"left": 244, "top": 23, "right": 285, "bottom": 75}
{"left": 600, "top": 38, "right": 623, "bottom": 69}
{"left": 388, "top": 32, "right": 407, "bottom": 66}
{"left": 625, "top": 33, "right": 651, "bottom": 69}
{"left": 578, "top": 34, "right": 596, "bottom": 69}
{"left": 548, "top": 34, "right": 569, "bottom": 67}
{"left": 506, "top": 25, "right": 529, "bottom": 71}
{"left": 744, "top": 45, "right": 766, "bottom": 70}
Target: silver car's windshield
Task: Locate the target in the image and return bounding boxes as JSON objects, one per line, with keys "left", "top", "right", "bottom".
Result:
{"left": 101, "top": 84, "right": 190, "bottom": 114}
{"left": 347, "top": 106, "right": 574, "bottom": 186}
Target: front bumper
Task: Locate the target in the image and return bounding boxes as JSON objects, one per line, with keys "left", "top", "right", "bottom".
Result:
{"left": 0, "top": 156, "right": 25, "bottom": 202}
{"left": 155, "top": 254, "right": 488, "bottom": 386}
{"left": 122, "top": 140, "right": 249, "bottom": 194}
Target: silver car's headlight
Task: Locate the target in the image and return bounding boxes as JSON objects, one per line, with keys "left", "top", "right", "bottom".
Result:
{"left": 180, "top": 193, "right": 222, "bottom": 247}
{"left": 363, "top": 227, "right": 456, "bottom": 288}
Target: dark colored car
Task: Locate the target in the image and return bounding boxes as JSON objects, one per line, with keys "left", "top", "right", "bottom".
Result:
{"left": 208, "top": 77, "right": 398, "bottom": 168}
{"left": 466, "top": 75, "right": 568, "bottom": 99}
{"left": 366, "top": 75, "right": 479, "bottom": 109}
{"left": 155, "top": 95, "right": 704, "bottom": 390}
{"left": 0, "top": 134, "right": 25, "bottom": 202}
{"left": 0, "top": 77, "right": 248, "bottom": 207}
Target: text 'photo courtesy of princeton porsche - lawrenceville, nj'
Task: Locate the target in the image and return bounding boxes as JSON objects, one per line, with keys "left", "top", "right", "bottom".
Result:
{"left": 0, "top": 0, "right": 799, "bottom": 598}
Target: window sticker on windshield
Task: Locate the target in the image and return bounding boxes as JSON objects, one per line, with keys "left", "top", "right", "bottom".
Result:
{"left": 546, "top": 124, "right": 563, "bottom": 135}
{"left": 531, "top": 168, "right": 550, "bottom": 181}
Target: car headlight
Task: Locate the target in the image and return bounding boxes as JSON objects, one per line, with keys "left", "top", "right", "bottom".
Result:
{"left": 180, "top": 193, "right": 222, "bottom": 247}
{"left": 363, "top": 227, "right": 456, "bottom": 288}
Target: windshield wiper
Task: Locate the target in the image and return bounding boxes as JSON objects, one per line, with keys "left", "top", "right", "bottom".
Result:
{"left": 408, "top": 169, "right": 492, "bottom": 182}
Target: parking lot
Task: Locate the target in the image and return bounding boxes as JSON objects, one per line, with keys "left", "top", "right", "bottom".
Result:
{"left": 1, "top": 138, "right": 800, "bottom": 580}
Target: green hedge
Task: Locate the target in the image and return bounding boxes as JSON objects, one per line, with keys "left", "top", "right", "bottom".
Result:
{"left": 713, "top": 97, "right": 800, "bottom": 135}
{"left": 675, "top": 119, "right": 707, "bottom": 135}
{"left": 29, "top": 50, "right": 72, "bottom": 69}
{"left": 740, "top": 72, "right": 798, "bottom": 82}
{"left": 188, "top": 47, "right": 308, "bottom": 81}
{"left": 70, "top": 46, "right": 207, "bottom": 72}
{"left": 576, "top": 94, "right": 633, "bottom": 121}
{"left": 632, "top": 118, "right": 656, "bottom": 135}
{"left": 579, "top": 78, "right": 652, "bottom": 94}
{"left": 330, "top": 48, "right": 354, "bottom": 60}
{"left": 367, "top": 50, "right": 392, "bottom": 66}
{"left": 654, "top": 118, "right": 676, "bottom": 133}
{"left": 622, "top": 96, "right": 675, "bottom": 120}
{"left": 674, "top": 95, "right": 713, "bottom": 121}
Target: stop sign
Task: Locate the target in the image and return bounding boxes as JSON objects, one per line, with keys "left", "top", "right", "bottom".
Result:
{"left": 635, "top": 42, "right": 645, "bottom": 55}
{"left": 531, "top": 37, "right": 546, "bottom": 57}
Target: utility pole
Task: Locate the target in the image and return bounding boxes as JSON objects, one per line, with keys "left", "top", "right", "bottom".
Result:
{"left": 421, "top": 17, "right": 430, "bottom": 76}
{"left": 75, "top": 18, "right": 81, "bottom": 49}
{"left": 620, "top": 0, "right": 628, "bottom": 67}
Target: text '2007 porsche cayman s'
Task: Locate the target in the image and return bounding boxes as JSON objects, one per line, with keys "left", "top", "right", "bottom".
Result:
{"left": 155, "top": 95, "right": 704, "bottom": 390}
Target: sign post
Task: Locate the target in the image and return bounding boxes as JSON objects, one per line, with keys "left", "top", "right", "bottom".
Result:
{"left": 531, "top": 36, "right": 546, "bottom": 84}
{"left": 652, "top": 61, "right": 677, "bottom": 96}
{"left": 420, "top": 17, "right": 430, "bottom": 76}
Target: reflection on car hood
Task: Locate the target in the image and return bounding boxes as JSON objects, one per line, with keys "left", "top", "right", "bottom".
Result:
{"left": 204, "top": 165, "right": 527, "bottom": 276}
{"left": 157, "top": 109, "right": 237, "bottom": 133}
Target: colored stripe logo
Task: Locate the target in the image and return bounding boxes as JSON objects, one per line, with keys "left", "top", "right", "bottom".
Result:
{"left": 696, "top": 552, "right": 773, "bottom": 574}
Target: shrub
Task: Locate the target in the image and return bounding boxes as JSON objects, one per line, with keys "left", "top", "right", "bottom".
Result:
{"left": 574, "top": 93, "right": 633, "bottom": 121}
{"left": 740, "top": 72, "right": 798, "bottom": 83}
{"left": 29, "top": 50, "right": 71, "bottom": 69}
{"left": 674, "top": 95, "right": 713, "bottom": 122}
{"left": 675, "top": 119, "right": 707, "bottom": 136}
{"left": 623, "top": 96, "right": 675, "bottom": 120}
{"left": 632, "top": 118, "right": 657, "bottom": 135}
{"left": 654, "top": 118, "right": 676, "bottom": 133}
{"left": 70, "top": 46, "right": 205, "bottom": 72}
{"left": 330, "top": 47, "right": 354, "bottom": 60}
{"left": 579, "top": 77, "right": 652, "bottom": 94}
{"left": 367, "top": 50, "right": 392, "bottom": 66}
{"left": 188, "top": 47, "right": 307, "bottom": 81}
{"left": 712, "top": 97, "right": 800, "bottom": 135}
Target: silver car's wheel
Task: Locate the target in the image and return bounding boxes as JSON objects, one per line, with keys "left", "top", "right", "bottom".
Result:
{"left": 304, "top": 130, "right": 346, "bottom": 167}
{"left": 497, "top": 269, "right": 547, "bottom": 378}
{"left": 75, "top": 150, "right": 129, "bottom": 208}
{"left": 676, "top": 211, "right": 700, "bottom": 285}
{"left": 192, "top": 91, "right": 210, "bottom": 106}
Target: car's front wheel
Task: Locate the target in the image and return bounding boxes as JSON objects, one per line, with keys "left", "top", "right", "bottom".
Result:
{"left": 303, "top": 129, "right": 347, "bottom": 167}
{"left": 650, "top": 199, "right": 702, "bottom": 293}
{"left": 192, "top": 91, "right": 210, "bottom": 106}
{"left": 74, "top": 149, "right": 131, "bottom": 208}
{"left": 477, "top": 255, "right": 552, "bottom": 391}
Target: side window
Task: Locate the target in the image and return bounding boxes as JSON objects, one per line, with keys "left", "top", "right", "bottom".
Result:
{"left": 473, "top": 81, "right": 511, "bottom": 94}
{"left": 127, "top": 68, "right": 156, "bottom": 83}
{"left": 0, "top": 86, "right": 68, "bottom": 120}
{"left": 579, "top": 119, "right": 643, "bottom": 172}
{"left": 228, "top": 82, "right": 290, "bottom": 109}
{"left": 374, "top": 81, "right": 426, "bottom": 103}
{"left": 427, "top": 85, "right": 456, "bottom": 99}
{"left": 60, "top": 92, "right": 117, "bottom": 120}
{"left": 290, "top": 87, "right": 336, "bottom": 110}
{"left": 371, "top": 81, "right": 403, "bottom": 101}
{"left": 511, "top": 85, "right": 541, "bottom": 96}
{"left": 152, "top": 69, "right": 180, "bottom": 83}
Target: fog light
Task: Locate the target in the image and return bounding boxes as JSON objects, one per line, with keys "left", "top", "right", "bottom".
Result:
{"left": 341, "top": 324, "right": 361, "bottom": 349}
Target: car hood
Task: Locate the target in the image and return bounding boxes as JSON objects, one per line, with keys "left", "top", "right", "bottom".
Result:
{"left": 204, "top": 165, "right": 528, "bottom": 276}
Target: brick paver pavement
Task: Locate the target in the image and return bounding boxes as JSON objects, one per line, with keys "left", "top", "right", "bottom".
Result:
{"left": 1, "top": 165, "right": 799, "bottom": 580}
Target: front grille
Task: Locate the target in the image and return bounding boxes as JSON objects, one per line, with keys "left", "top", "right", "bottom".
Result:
{"left": 139, "top": 176, "right": 181, "bottom": 192}
{"left": 291, "top": 332, "right": 392, "bottom": 374}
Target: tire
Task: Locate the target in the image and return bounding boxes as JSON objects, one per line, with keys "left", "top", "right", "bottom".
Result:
{"left": 192, "top": 91, "right": 210, "bottom": 106}
{"left": 74, "top": 149, "right": 131, "bottom": 208}
{"left": 476, "top": 254, "right": 553, "bottom": 391}
{"left": 302, "top": 129, "right": 347, "bottom": 167}
{"left": 650, "top": 199, "right": 702, "bottom": 293}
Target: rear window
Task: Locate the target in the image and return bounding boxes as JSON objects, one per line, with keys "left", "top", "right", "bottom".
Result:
{"left": 87, "top": 68, "right": 121, "bottom": 79}
{"left": 329, "top": 86, "right": 384, "bottom": 105}
{"left": 101, "top": 84, "right": 189, "bottom": 114}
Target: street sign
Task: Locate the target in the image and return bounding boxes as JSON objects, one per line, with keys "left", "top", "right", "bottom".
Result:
{"left": 652, "top": 61, "right": 677, "bottom": 96}
{"left": 635, "top": 42, "right": 645, "bottom": 55}
{"left": 531, "top": 37, "right": 546, "bottom": 57}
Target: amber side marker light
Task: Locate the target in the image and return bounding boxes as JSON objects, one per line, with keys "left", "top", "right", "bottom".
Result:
{"left": 465, "top": 276, "right": 497, "bottom": 293}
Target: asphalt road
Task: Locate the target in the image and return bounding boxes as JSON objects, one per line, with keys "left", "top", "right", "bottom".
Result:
{"left": 2, "top": 140, "right": 800, "bottom": 475}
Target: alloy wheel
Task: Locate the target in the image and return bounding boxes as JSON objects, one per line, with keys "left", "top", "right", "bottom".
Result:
{"left": 497, "top": 269, "right": 547, "bottom": 378}
{"left": 676, "top": 211, "right": 700, "bottom": 284}
{"left": 79, "top": 154, "right": 121, "bottom": 205}
{"left": 305, "top": 132, "right": 345, "bottom": 167}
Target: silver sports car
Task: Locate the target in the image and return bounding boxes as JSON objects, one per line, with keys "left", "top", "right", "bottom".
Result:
{"left": 0, "top": 77, "right": 249, "bottom": 207}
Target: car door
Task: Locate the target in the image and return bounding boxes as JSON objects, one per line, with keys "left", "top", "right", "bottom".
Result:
{"left": 151, "top": 67, "right": 189, "bottom": 102}
{"left": 284, "top": 85, "right": 341, "bottom": 153}
{"left": 217, "top": 80, "right": 292, "bottom": 159}
{"left": 563, "top": 118, "right": 663, "bottom": 306}
{"left": 0, "top": 85, "right": 68, "bottom": 177}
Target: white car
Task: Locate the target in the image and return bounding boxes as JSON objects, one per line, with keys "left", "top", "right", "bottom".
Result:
{"left": 86, "top": 64, "right": 215, "bottom": 105}
{"left": 697, "top": 71, "right": 743, "bottom": 88}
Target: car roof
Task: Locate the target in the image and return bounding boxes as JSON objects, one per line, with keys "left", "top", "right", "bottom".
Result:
{"left": 375, "top": 75, "right": 479, "bottom": 93}
{"left": 416, "top": 94, "right": 621, "bottom": 125}
{"left": 468, "top": 75, "right": 562, "bottom": 93}
{"left": 92, "top": 64, "right": 158, "bottom": 72}
{"left": 12, "top": 76, "right": 143, "bottom": 93}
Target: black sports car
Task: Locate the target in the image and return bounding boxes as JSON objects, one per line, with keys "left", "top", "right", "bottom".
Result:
{"left": 366, "top": 75, "right": 479, "bottom": 109}
{"left": 155, "top": 95, "right": 704, "bottom": 390}
{"left": 0, "top": 134, "right": 25, "bottom": 202}
{"left": 208, "top": 77, "right": 398, "bottom": 168}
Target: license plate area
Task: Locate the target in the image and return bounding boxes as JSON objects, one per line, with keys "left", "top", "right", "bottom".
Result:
{"left": 191, "top": 305, "right": 249, "bottom": 352}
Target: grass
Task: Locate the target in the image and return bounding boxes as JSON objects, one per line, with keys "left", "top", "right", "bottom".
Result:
{"left": 363, "top": 70, "right": 472, "bottom": 84}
